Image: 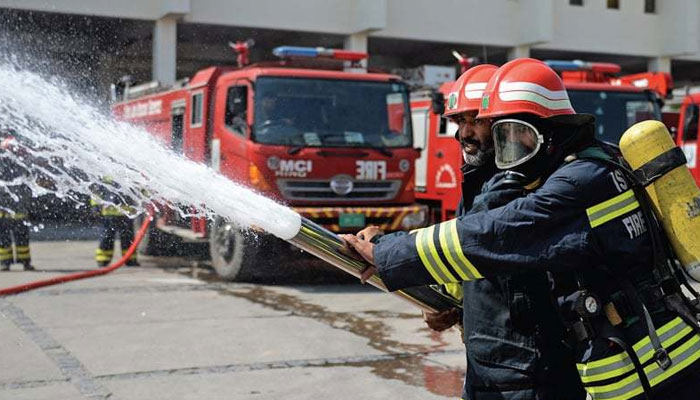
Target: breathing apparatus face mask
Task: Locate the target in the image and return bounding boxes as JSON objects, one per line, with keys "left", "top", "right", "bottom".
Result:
{"left": 492, "top": 114, "right": 597, "bottom": 184}
{"left": 492, "top": 119, "right": 545, "bottom": 170}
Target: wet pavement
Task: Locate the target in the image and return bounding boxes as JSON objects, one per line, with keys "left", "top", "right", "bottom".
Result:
{"left": 0, "top": 239, "right": 465, "bottom": 400}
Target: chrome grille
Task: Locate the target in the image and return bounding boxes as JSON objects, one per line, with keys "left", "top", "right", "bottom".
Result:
{"left": 278, "top": 179, "right": 401, "bottom": 201}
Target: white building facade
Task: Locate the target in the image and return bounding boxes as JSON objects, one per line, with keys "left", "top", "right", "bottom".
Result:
{"left": 1, "top": 0, "right": 699, "bottom": 90}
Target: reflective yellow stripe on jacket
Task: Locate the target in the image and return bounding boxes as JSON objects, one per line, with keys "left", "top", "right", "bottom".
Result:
{"left": 0, "top": 247, "right": 12, "bottom": 261}
{"left": 101, "top": 205, "right": 135, "bottom": 217}
{"left": 579, "top": 317, "right": 700, "bottom": 400}
{"left": 95, "top": 249, "right": 114, "bottom": 262}
{"left": 0, "top": 212, "right": 28, "bottom": 219}
{"left": 443, "top": 283, "right": 464, "bottom": 301}
{"left": 414, "top": 219, "right": 482, "bottom": 285}
{"left": 15, "top": 246, "right": 30, "bottom": 260}
{"left": 586, "top": 189, "right": 640, "bottom": 228}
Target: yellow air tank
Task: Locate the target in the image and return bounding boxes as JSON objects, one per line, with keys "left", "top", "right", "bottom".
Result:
{"left": 619, "top": 120, "right": 700, "bottom": 281}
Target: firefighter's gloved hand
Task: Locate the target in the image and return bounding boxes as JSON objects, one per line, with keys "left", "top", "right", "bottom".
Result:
{"left": 470, "top": 171, "right": 527, "bottom": 212}
{"left": 423, "top": 308, "right": 461, "bottom": 332}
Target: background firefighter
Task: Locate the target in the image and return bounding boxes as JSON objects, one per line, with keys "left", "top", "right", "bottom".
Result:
{"left": 0, "top": 131, "right": 35, "bottom": 271}
{"left": 90, "top": 177, "right": 139, "bottom": 267}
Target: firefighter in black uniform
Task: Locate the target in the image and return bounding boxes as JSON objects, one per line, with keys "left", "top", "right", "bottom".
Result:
{"left": 91, "top": 177, "right": 139, "bottom": 267}
{"left": 345, "top": 58, "right": 700, "bottom": 399}
{"left": 361, "top": 65, "right": 586, "bottom": 400}
{"left": 0, "top": 132, "right": 35, "bottom": 271}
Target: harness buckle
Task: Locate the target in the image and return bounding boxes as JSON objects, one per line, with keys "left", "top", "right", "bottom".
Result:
{"left": 571, "top": 320, "right": 592, "bottom": 342}
{"left": 654, "top": 347, "right": 672, "bottom": 370}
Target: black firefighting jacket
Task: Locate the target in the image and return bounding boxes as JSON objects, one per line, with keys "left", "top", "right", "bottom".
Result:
{"left": 374, "top": 146, "right": 700, "bottom": 400}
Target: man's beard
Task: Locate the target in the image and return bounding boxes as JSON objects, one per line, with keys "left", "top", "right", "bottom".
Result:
{"left": 463, "top": 146, "right": 494, "bottom": 167}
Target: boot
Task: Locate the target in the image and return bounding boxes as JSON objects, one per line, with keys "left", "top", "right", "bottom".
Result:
{"left": 0, "top": 263, "right": 9, "bottom": 271}
{"left": 22, "top": 262, "right": 35, "bottom": 271}
{"left": 126, "top": 259, "right": 140, "bottom": 267}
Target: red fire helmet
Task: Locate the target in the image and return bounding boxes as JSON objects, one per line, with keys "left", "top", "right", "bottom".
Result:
{"left": 477, "top": 58, "right": 578, "bottom": 120}
{"left": 444, "top": 64, "right": 498, "bottom": 117}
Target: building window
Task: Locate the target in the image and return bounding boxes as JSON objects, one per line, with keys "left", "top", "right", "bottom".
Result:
{"left": 570, "top": 0, "right": 583, "bottom": 5}
{"left": 644, "top": 0, "right": 655, "bottom": 13}
{"left": 607, "top": 0, "right": 619, "bottom": 9}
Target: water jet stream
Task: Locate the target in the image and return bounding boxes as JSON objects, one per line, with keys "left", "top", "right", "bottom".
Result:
{"left": 0, "top": 61, "right": 458, "bottom": 311}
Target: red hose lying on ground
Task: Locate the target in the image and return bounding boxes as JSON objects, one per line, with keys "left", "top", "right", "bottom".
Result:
{"left": 0, "top": 214, "right": 152, "bottom": 296}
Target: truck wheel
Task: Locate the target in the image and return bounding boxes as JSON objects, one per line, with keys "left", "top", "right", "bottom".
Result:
{"left": 209, "top": 218, "right": 358, "bottom": 283}
{"left": 134, "top": 215, "right": 156, "bottom": 256}
{"left": 134, "top": 215, "right": 183, "bottom": 257}
{"left": 209, "top": 218, "right": 259, "bottom": 281}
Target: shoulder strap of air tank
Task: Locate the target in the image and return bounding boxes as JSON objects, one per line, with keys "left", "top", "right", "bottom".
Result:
{"left": 591, "top": 143, "right": 700, "bottom": 312}
{"left": 574, "top": 145, "right": 614, "bottom": 162}
{"left": 576, "top": 142, "right": 700, "bottom": 366}
{"left": 576, "top": 142, "right": 676, "bottom": 281}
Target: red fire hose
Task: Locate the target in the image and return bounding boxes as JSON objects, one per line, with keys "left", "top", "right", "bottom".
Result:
{"left": 0, "top": 213, "right": 153, "bottom": 296}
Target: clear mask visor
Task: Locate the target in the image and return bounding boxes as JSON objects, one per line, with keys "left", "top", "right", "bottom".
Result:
{"left": 492, "top": 119, "right": 543, "bottom": 169}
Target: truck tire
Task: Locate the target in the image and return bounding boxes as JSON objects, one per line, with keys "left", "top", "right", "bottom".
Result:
{"left": 209, "top": 218, "right": 261, "bottom": 281}
{"left": 208, "top": 218, "right": 354, "bottom": 283}
{"left": 134, "top": 215, "right": 183, "bottom": 257}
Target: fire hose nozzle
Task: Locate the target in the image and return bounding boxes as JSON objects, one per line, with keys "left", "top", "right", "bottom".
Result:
{"left": 288, "top": 217, "right": 462, "bottom": 313}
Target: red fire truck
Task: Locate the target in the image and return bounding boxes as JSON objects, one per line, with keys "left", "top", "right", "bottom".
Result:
{"left": 412, "top": 60, "right": 671, "bottom": 221}
{"left": 674, "top": 94, "right": 700, "bottom": 184}
{"left": 411, "top": 83, "right": 460, "bottom": 222}
{"left": 112, "top": 44, "right": 427, "bottom": 280}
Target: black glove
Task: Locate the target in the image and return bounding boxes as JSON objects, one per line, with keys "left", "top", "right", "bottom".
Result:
{"left": 470, "top": 171, "right": 527, "bottom": 212}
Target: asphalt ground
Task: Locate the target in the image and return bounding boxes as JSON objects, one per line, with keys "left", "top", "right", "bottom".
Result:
{"left": 0, "top": 238, "right": 465, "bottom": 400}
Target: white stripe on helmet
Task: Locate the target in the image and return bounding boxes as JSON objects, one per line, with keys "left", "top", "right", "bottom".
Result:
{"left": 499, "top": 81, "right": 570, "bottom": 101}
{"left": 464, "top": 82, "right": 487, "bottom": 99}
{"left": 465, "top": 82, "right": 487, "bottom": 91}
{"left": 499, "top": 91, "right": 573, "bottom": 110}
{"left": 465, "top": 90, "right": 485, "bottom": 99}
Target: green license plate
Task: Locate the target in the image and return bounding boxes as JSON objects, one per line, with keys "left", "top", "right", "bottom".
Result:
{"left": 339, "top": 213, "right": 366, "bottom": 228}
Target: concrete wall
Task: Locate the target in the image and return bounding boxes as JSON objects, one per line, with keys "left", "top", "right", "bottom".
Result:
{"left": 543, "top": 0, "right": 699, "bottom": 59}
{"left": 2, "top": 0, "right": 698, "bottom": 58}
{"left": 3, "top": 0, "right": 700, "bottom": 84}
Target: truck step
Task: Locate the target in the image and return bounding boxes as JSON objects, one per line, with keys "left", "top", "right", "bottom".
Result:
{"left": 157, "top": 224, "right": 208, "bottom": 242}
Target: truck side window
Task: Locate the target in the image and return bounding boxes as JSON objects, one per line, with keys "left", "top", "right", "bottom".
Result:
{"left": 191, "top": 92, "right": 203, "bottom": 127}
{"left": 438, "top": 116, "right": 458, "bottom": 138}
{"left": 438, "top": 117, "right": 447, "bottom": 135}
{"left": 225, "top": 86, "right": 248, "bottom": 135}
{"left": 683, "top": 104, "right": 699, "bottom": 141}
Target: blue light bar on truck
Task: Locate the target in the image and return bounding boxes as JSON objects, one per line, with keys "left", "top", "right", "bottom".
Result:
{"left": 544, "top": 59, "right": 621, "bottom": 74}
{"left": 544, "top": 60, "right": 589, "bottom": 71}
{"left": 273, "top": 46, "right": 323, "bottom": 58}
{"left": 273, "top": 46, "right": 368, "bottom": 61}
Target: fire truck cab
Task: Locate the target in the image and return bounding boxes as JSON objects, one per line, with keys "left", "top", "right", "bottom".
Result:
{"left": 675, "top": 94, "right": 700, "bottom": 183}
{"left": 412, "top": 60, "right": 670, "bottom": 221}
{"left": 548, "top": 60, "right": 670, "bottom": 144}
{"left": 411, "top": 83, "right": 461, "bottom": 222}
{"left": 112, "top": 45, "right": 427, "bottom": 280}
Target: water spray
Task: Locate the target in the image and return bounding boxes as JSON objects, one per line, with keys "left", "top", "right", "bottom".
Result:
{"left": 0, "top": 60, "right": 459, "bottom": 312}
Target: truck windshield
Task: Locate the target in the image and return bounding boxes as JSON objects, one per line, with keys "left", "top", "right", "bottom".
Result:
{"left": 568, "top": 90, "right": 661, "bottom": 144}
{"left": 253, "top": 77, "right": 412, "bottom": 148}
